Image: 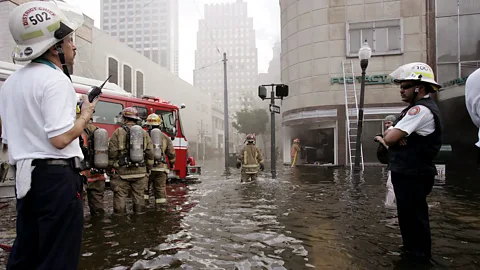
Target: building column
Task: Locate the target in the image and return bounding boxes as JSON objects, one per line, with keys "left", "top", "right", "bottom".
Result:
{"left": 337, "top": 106, "right": 347, "bottom": 166}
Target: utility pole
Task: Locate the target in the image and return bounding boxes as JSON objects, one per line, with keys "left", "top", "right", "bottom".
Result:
{"left": 223, "top": 52, "right": 230, "bottom": 176}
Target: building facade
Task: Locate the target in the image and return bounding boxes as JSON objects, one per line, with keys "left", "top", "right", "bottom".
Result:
{"left": 435, "top": 0, "right": 480, "bottom": 173}
{"left": 194, "top": 0, "right": 258, "bottom": 113}
{"left": 279, "top": 0, "right": 427, "bottom": 166}
{"left": 100, "top": 0, "right": 179, "bottom": 76}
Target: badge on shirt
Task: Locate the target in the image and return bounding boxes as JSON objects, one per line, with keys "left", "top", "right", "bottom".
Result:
{"left": 408, "top": 106, "right": 421, "bottom": 116}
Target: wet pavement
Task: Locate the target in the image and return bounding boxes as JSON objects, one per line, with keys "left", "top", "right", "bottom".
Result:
{"left": 1, "top": 162, "right": 480, "bottom": 269}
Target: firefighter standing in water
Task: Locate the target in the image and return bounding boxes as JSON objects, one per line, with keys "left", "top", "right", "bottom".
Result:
{"left": 384, "top": 62, "right": 443, "bottom": 263}
{"left": 236, "top": 134, "right": 264, "bottom": 182}
{"left": 108, "top": 107, "right": 154, "bottom": 214}
{"left": 291, "top": 138, "right": 301, "bottom": 167}
{"left": 76, "top": 103, "right": 108, "bottom": 216}
{"left": 144, "top": 113, "right": 176, "bottom": 204}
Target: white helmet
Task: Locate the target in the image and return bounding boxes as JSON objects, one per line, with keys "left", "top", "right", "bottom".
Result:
{"left": 389, "top": 62, "right": 441, "bottom": 91}
{"left": 9, "top": 0, "right": 84, "bottom": 61}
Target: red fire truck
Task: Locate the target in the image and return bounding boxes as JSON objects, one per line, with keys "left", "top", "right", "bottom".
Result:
{"left": 0, "top": 61, "right": 201, "bottom": 182}
{"left": 73, "top": 76, "right": 201, "bottom": 181}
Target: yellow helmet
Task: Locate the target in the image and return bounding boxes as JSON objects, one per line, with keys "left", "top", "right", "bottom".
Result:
{"left": 146, "top": 113, "right": 162, "bottom": 126}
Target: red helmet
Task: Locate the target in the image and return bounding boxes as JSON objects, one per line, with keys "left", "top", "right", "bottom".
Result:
{"left": 122, "top": 107, "right": 141, "bottom": 121}
{"left": 246, "top": 134, "right": 256, "bottom": 143}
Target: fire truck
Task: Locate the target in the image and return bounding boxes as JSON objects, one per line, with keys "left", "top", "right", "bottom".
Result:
{"left": 0, "top": 61, "right": 201, "bottom": 186}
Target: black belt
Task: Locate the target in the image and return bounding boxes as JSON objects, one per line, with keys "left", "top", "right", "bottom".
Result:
{"left": 32, "top": 158, "right": 75, "bottom": 168}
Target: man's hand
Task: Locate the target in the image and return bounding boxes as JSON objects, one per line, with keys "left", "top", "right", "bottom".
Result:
{"left": 259, "top": 163, "right": 265, "bottom": 171}
{"left": 236, "top": 161, "right": 241, "bottom": 169}
{"left": 398, "top": 138, "right": 407, "bottom": 146}
{"left": 374, "top": 136, "right": 383, "bottom": 142}
{"left": 79, "top": 94, "right": 99, "bottom": 120}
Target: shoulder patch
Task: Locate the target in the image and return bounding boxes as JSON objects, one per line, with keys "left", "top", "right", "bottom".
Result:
{"left": 408, "top": 106, "right": 421, "bottom": 116}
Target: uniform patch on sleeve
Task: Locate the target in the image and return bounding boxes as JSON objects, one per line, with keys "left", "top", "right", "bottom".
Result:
{"left": 408, "top": 106, "right": 421, "bottom": 116}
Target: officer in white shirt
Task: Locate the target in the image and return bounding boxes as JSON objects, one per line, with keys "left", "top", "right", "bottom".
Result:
{"left": 465, "top": 68, "right": 480, "bottom": 150}
{"left": 383, "top": 62, "right": 443, "bottom": 264}
{"left": 0, "top": 2, "right": 98, "bottom": 270}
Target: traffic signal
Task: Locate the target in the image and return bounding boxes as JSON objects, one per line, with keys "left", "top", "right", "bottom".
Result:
{"left": 258, "top": 86, "right": 267, "bottom": 100}
{"left": 275, "top": 84, "right": 289, "bottom": 98}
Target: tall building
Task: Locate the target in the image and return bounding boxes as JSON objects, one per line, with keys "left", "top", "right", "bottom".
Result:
{"left": 100, "top": 0, "right": 179, "bottom": 76}
{"left": 194, "top": 0, "right": 258, "bottom": 113}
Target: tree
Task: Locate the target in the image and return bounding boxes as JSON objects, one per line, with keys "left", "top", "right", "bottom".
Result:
{"left": 232, "top": 109, "right": 269, "bottom": 135}
{"left": 232, "top": 109, "right": 269, "bottom": 157}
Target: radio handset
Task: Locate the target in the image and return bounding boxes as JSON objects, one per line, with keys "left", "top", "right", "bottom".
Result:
{"left": 78, "top": 75, "right": 111, "bottom": 109}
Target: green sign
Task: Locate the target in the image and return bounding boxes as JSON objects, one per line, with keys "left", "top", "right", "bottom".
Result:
{"left": 441, "top": 76, "right": 468, "bottom": 88}
{"left": 331, "top": 74, "right": 393, "bottom": 85}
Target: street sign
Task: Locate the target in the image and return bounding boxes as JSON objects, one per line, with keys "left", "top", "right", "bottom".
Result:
{"left": 269, "top": 104, "right": 280, "bottom": 114}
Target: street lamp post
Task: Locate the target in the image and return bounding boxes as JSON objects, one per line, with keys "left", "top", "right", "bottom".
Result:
{"left": 354, "top": 41, "right": 372, "bottom": 171}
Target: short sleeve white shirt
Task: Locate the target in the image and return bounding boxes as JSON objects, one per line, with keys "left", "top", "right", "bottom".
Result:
{"left": 466, "top": 68, "right": 480, "bottom": 128}
{"left": 0, "top": 62, "right": 83, "bottom": 164}
{"left": 393, "top": 103, "right": 435, "bottom": 136}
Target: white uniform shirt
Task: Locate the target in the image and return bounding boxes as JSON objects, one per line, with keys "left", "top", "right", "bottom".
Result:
{"left": 0, "top": 62, "right": 83, "bottom": 164}
{"left": 465, "top": 68, "right": 480, "bottom": 146}
{"left": 392, "top": 97, "right": 436, "bottom": 136}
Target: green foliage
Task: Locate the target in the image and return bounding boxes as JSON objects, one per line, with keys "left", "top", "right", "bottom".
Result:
{"left": 232, "top": 109, "right": 269, "bottom": 136}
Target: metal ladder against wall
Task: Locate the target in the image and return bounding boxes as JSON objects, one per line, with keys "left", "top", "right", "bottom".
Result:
{"left": 342, "top": 60, "right": 364, "bottom": 171}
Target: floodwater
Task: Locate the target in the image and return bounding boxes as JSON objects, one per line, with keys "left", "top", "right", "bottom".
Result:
{"left": 1, "top": 162, "right": 480, "bottom": 269}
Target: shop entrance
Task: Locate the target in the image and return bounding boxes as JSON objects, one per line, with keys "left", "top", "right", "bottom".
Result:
{"left": 303, "top": 128, "right": 335, "bottom": 164}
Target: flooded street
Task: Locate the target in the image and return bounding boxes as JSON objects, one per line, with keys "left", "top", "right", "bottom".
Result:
{"left": 1, "top": 163, "right": 480, "bottom": 269}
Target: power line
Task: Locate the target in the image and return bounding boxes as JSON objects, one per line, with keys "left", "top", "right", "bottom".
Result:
{"left": 76, "top": 0, "right": 156, "bottom": 50}
{"left": 194, "top": 60, "right": 223, "bottom": 72}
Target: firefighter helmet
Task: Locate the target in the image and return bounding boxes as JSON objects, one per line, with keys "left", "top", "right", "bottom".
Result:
{"left": 9, "top": 1, "right": 84, "bottom": 61}
{"left": 146, "top": 113, "right": 162, "bottom": 126}
{"left": 384, "top": 115, "right": 396, "bottom": 122}
{"left": 293, "top": 138, "right": 300, "bottom": 143}
{"left": 246, "top": 134, "right": 256, "bottom": 143}
{"left": 122, "top": 107, "right": 141, "bottom": 121}
{"left": 389, "top": 62, "right": 441, "bottom": 91}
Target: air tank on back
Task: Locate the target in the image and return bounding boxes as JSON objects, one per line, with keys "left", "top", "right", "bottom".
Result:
{"left": 93, "top": 128, "right": 109, "bottom": 169}
{"left": 151, "top": 128, "right": 163, "bottom": 161}
{"left": 130, "top": 125, "right": 144, "bottom": 163}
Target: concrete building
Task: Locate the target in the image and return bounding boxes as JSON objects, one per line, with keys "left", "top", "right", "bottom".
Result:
{"left": 100, "top": 0, "right": 179, "bottom": 76}
{"left": 0, "top": 0, "right": 211, "bottom": 148}
{"left": 194, "top": 0, "right": 258, "bottom": 113}
{"left": 279, "top": 0, "right": 428, "bottom": 166}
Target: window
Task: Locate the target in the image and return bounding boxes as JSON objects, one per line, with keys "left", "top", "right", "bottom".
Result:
{"left": 133, "top": 106, "right": 148, "bottom": 120}
{"left": 92, "top": 101, "right": 123, "bottom": 125}
{"left": 136, "top": 71, "right": 144, "bottom": 97}
{"left": 347, "top": 19, "right": 402, "bottom": 57}
{"left": 108, "top": 57, "right": 118, "bottom": 84}
{"left": 123, "top": 65, "right": 132, "bottom": 93}
{"left": 156, "top": 110, "right": 176, "bottom": 135}
{"left": 152, "top": 49, "right": 159, "bottom": 64}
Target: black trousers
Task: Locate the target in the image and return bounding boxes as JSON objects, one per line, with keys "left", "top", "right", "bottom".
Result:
{"left": 391, "top": 171, "right": 434, "bottom": 257}
{"left": 7, "top": 163, "right": 84, "bottom": 270}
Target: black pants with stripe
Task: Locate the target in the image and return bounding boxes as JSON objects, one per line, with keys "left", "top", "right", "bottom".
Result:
{"left": 7, "top": 163, "right": 84, "bottom": 270}
{"left": 391, "top": 171, "right": 435, "bottom": 258}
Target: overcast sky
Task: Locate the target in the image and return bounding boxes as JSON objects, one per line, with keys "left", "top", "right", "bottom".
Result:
{"left": 67, "top": 0, "right": 280, "bottom": 84}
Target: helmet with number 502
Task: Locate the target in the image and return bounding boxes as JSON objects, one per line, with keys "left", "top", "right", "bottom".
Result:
{"left": 9, "top": 0, "right": 84, "bottom": 61}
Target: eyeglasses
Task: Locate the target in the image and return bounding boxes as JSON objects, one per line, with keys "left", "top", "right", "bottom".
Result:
{"left": 400, "top": 84, "right": 416, "bottom": 90}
